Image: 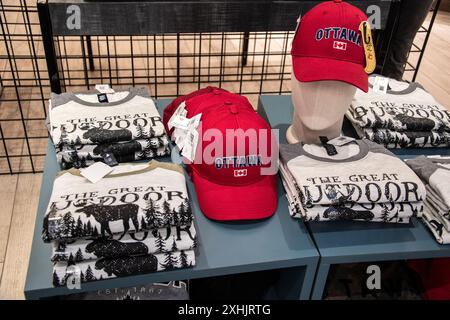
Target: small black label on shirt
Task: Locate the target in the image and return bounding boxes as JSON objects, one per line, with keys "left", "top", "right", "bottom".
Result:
{"left": 319, "top": 136, "right": 338, "bottom": 156}
{"left": 102, "top": 152, "right": 118, "bottom": 166}
{"left": 97, "top": 93, "right": 109, "bottom": 103}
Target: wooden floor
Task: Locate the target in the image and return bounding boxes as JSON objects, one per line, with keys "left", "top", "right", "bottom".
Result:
{"left": 0, "top": 11, "right": 449, "bottom": 300}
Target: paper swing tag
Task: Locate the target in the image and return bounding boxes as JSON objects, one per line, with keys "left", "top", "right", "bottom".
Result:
{"left": 95, "top": 84, "right": 115, "bottom": 94}
{"left": 175, "top": 113, "right": 202, "bottom": 154}
{"left": 181, "top": 128, "right": 199, "bottom": 163}
{"left": 168, "top": 101, "right": 188, "bottom": 130}
{"left": 359, "top": 21, "right": 376, "bottom": 74}
{"left": 81, "top": 162, "right": 114, "bottom": 183}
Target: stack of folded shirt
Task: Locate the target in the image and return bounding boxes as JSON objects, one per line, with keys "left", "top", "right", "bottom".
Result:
{"left": 406, "top": 156, "right": 450, "bottom": 244}
{"left": 346, "top": 76, "right": 450, "bottom": 148}
{"left": 42, "top": 160, "right": 197, "bottom": 287}
{"left": 279, "top": 138, "right": 426, "bottom": 223}
{"left": 48, "top": 87, "right": 171, "bottom": 169}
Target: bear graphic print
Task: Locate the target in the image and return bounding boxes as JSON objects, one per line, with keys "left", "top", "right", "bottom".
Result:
{"left": 51, "top": 223, "right": 197, "bottom": 262}
{"left": 57, "top": 137, "right": 170, "bottom": 169}
{"left": 53, "top": 249, "right": 196, "bottom": 287}
{"left": 42, "top": 161, "right": 193, "bottom": 242}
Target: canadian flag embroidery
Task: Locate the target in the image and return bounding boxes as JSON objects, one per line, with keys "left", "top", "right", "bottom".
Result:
{"left": 234, "top": 169, "right": 247, "bottom": 177}
{"left": 333, "top": 41, "right": 347, "bottom": 51}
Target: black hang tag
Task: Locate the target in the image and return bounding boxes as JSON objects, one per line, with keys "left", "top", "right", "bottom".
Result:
{"left": 97, "top": 93, "right": 109, "bottom": 103}
{"left": 319, "top": 136, "right": 338, "bottom": 156}
{"left": 102, "top": 152, "right": 118, "bottom": 166}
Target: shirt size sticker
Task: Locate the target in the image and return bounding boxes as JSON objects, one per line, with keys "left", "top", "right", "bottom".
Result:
{"left": 80, "top": 162, "right": 114, "bottom": 183}
{"left": 372, "top": 76, "right": 389, "bottom": 94}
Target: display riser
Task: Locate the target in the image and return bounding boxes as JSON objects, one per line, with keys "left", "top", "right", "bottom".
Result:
{"left": 24, "top": 99, "right": 319, "bottom": 300}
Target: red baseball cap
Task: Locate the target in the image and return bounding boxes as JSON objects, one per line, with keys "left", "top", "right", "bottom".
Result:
{"left": 162, "top": 87, "right": 253, "bottom": 137}
{"left": 291, "top": 0, "right": 369, "bottom": 92}
{"left": 187, "top": 101, "right": 278, "bottom": 221}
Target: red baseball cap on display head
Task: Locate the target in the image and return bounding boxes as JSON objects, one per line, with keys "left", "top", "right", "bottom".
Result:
{"left": 291, "top": 0, "right": 369, "bottom": 92}
{"left": 187, "top": 101, "right": 278, "bottom": 221}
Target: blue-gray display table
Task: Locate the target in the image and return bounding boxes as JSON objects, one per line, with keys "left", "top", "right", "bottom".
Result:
{"left": 24, "top": 99, "right": 319, "bottom": 300}
{"left": 258, "top": 95, "right": 450, "bottom": 300}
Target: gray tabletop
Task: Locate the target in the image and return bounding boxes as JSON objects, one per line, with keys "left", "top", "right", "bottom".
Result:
{"left": 24, "top": 98, "right": 319, "bottom": 300}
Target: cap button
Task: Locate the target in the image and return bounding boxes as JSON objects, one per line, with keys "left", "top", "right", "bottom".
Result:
{"left": 213, "top": 89, "right": 221, "bottom": 95}
{"left": 334, "top": 0, "right": 342, "bottom": 2}
{"left": 229, "top": 105, "right": 239, "bottom": 114}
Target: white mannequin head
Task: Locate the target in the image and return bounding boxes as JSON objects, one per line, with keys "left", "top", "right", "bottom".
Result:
{"left": 287, "top": 72, "right": 357, "bottom": 144}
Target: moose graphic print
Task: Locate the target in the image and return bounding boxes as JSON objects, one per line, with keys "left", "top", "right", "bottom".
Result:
{"left": 49, "top": 88, "right": 167, "bottom": 146}
{"left": 42, "top": 161, "right": 193, "bottom": 242}
{"left": 52, "top": 249, "right": 196, "bottom": 287}
{"left": 279, "top": 139, "right": 426, "bottom": 223}
{"left": 52, "top": 223, "right": 197, "bottom": 262}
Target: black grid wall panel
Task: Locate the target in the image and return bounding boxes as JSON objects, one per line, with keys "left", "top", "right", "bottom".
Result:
{"left": 0, "top": 0, "right": 48, "bottom": 174}
{"left": 53, "top": 32, "right": 293, "bottom": 98}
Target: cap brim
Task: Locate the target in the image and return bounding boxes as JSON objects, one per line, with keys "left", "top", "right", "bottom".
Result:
{"left": 191, "top": 172, "right": 278, "bottom": 221}
{"left": 292, "top": 56, "right": 368, "bottom": 92}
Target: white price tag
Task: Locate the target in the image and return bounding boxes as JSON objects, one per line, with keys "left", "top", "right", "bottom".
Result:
{"left": 328, "top": 136, "right": 356, "bottom": 147}
{"left": 181, "top": 128, "right": 199, "bottom": 162}
{"left": 168, "top": 101, "right": 187, "bottom": 130}
{"left": 188, "top": 113, "right": 202, "bottom": 129}
{"left": 372, "top": 76, "right": 389, "bottom": 94}
{"left": 95, "top": 84, "right": 115, "bottom": 94}
{"left": 174, "top": 127, "right": 188, "bottom": 150}
{"left": 171, "top": 115, "right": 191, "bottom": 130}
{"left": 80, "top": 162, "right": 114, "bottom": 183}
{"left": 173, "top": 113, "right": 202, "bottom": 151}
